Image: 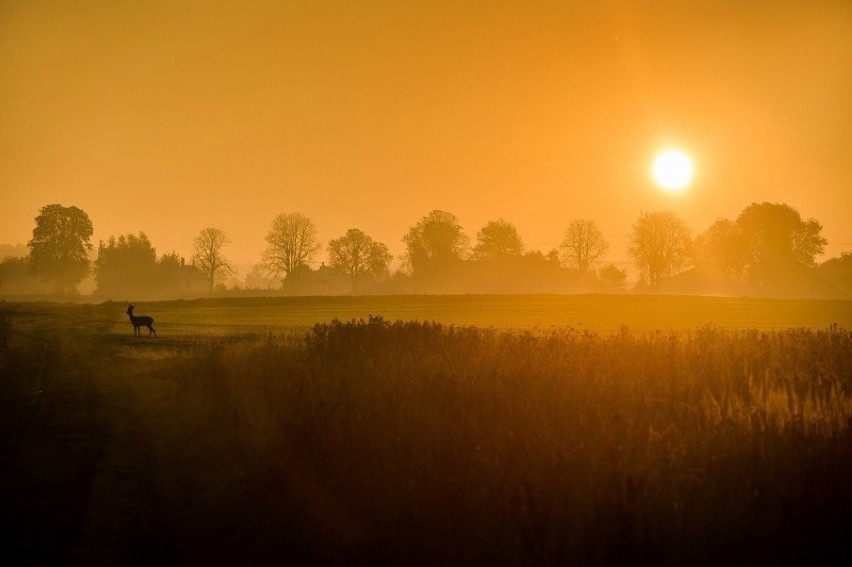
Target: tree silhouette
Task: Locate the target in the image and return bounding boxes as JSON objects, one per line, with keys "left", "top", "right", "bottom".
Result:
{"left": 560, "top": 219, "right": 608, "bottom": 271}
{"left": 192, "top": 227, "right": 233, "bottom": 290}
{"left": 94, "top": 233, "right": 158, "bottom": 296}
{"left": 736, "top": 202, "right": 826, "bottom": 289}
{"left": 818, "top": 252, "right": 852, "bottom": 297}
{"left": 327, "top": 228, "right": 392, "bottom": 292}
{"left": 629, "top": 211, "right": 691, "bottom": 289}
{"left": 599, "top": 263, "right": 627, "bottom": 289}
{"left": 94, "top": 234, "right": 188, "bottom": 297}
{"left": 0, "top": 256, "right": 52, "bottom": 294}
{"left": 155, "top": 251, "right": 189, "bottom": 293}
{"left": 474, "top": 219, "right": 524, "bottom": 259}
{"left": 693, "top": 219, "right": 745, "bottom": 282}
{"left": 403, "top": 210, "right": 468, "bottom": 276}
{"left": 27, "top": 204, "right": 93, "bottom": 294}
{"left": 263, "top": 212, "right": 320, "bottom": 286}
{"left": 0, "top": 243, "right": 27, "bottom": 260}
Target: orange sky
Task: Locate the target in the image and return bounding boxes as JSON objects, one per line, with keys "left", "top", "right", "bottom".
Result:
{"left": 2, "top": 0, "right": 851, "bottom": 270}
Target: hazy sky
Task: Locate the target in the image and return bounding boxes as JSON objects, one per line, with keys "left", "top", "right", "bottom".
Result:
{"left": 2, "top": 0, "right": 851, "bottom": 270}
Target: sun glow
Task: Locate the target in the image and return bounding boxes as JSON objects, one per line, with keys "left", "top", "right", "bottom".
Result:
{"left": 652, "top": 149, "right": 694, "bottom": 191}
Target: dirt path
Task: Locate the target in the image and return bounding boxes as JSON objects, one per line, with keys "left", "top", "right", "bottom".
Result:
{"left": 1, "top": 307, "right": 336, "bottom": 564}
{"left": 79, "top": 348, "right": 183, "bottom": 564}
{"left": 0, "top": 310, "right": 187, "bottom": 564}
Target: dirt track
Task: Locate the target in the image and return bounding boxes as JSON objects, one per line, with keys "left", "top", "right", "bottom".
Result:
{"left": 0, "top": 311, "right": 188, "bottom": 563}
{"left": 0, "top": 308, "right": 368, "bottom": 564}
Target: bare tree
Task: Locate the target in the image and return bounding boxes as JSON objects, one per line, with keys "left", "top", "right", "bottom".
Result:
{"left": 263, "top": 212, "right": 320, "bottom": 286}
{"left": 192, "top": 227, "right": 234, "bottom": 290}
{"left": 560, "top": 219, "right": 608, "bottom": 271}
{"left": 327, "top": 228, "right": 392, "bottom": 291}
{"left": 474, "top": 219, "right": 524, "bottom": 259}
{"left": 628, "top": 211, "right": 691, "bottom": 288}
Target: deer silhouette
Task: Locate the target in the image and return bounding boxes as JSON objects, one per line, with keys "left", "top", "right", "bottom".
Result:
{"left": 126, "top": 305, "right": 157, "bottom": 338}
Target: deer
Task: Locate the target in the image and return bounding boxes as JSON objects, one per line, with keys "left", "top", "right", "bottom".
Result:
{"left": 126, "top": 305, "right": 157, "bottom": 338}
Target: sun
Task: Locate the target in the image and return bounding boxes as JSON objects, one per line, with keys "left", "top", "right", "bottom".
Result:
{"left": 652, "top": 149, "right": 694, "bottom": 191}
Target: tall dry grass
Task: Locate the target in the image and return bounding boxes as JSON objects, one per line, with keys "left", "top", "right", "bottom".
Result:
{"left": 161, "top": 318, "right": 852, "bottom": 563}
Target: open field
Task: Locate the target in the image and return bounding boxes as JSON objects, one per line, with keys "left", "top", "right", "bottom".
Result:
{"left": 64, "top": 293, "right": 852, "bottom": 335}
{"left": 1, "top": 295, "right": 852, "bottom": 563}
{"left": 2, "top": 294, "right": 850, "bottom": 337}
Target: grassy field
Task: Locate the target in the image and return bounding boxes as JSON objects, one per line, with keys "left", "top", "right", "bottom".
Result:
{"left": 1, "top": 295, "right": 851, "bottom": 563}
{"left": 93, "top": 293, "right": 852, "bottom": 335}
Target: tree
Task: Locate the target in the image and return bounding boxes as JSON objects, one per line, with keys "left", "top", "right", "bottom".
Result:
{"left": 327, "top": 228, "right": 392, "bottom": 291}
{"left": 693, "top": 218, "right": 745, "bottom": 282}
{"left": 628, "top": 211, "right": 691, "bottom": 289}
{"left": 94, "top": 235, "right": 187, "bottom": 297}
{"left": 403, "top": 210, "right": 469, "bottom": 275}
{"left": 599, "top": 263, "right": 627, "bottom": 289}
{"left": 94, "top": 233, "right": 158, "bottom": 296}
{"left": 735, "top": 202, "right": 826, "bottom": 288}
{"left": 545, "top": 249, "right": 561, "bottom": 264}
{"left": 192, "top": 228, "right": 234, "bottom": 290}
{"left": 560, "top": 219, "right": 609, "bottom": 271}
{"left": 0, "top": 256, "right": 28, "bottom": 289}
{"left": 0, "top": 256, "right": 52, "bottom": 294}
{"left": 368, "top": 242, "right": 393, "bottom": 280}
{"left": 0, "top": 243, "right": 28, "bottom": 261}
{"left": 27, "top": 204, "right": 93, "bottom": 294}
{"left": 818, "top": 252, "right": 852, "bottom": 297}
{"left": 473, "top": 219, "right": 524, "bottom": 259}
{"left": 154, "top": 251, "right": 186, "bottom": 294}
{"left": 263, "top": 212, "right": 320, "bottom": 286}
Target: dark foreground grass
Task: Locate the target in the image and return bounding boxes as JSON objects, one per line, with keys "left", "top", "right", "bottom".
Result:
{"left": 158, "top": 318, "right": 852, "bottom": 564}
{"left": 1, "top": 304, "right": 851, "bottom": 564}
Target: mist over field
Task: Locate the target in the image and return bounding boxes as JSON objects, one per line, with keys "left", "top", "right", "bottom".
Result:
{"left": 2, "top": 202, "right": 851, "bottom": 302}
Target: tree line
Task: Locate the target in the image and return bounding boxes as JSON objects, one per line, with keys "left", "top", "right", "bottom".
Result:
{"left": 1, "top": 202, "right": 850, "bottom": 298}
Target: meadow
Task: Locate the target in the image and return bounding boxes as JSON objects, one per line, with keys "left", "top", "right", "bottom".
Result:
{"left": 1, "top": 295, "right": 851, "bottom": 564}
{"left": 107, "top": 293, "right": 852, "bottom": 335}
